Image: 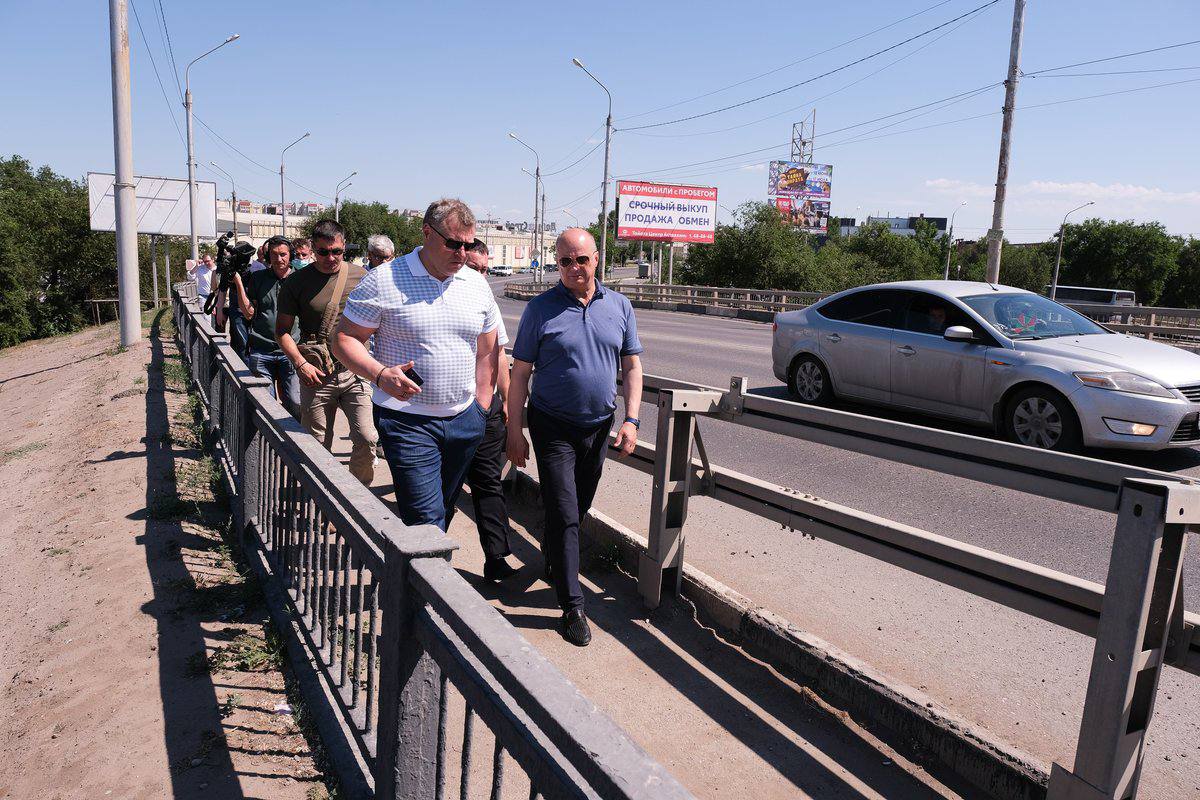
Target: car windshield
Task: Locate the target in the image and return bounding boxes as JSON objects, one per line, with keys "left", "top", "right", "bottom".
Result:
{"left": 961, "top": 293, "right": 1108, "bottom": 340}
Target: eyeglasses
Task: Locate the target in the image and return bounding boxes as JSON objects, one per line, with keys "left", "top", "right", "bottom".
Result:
{"left": 315, "top": 247, "right": 344, "bottom": 257}
{"left": 558, "top": 254, "right": 594, "bottom": 267}
{"left": 427, "top": 223, "right": 474, "bottom": 252}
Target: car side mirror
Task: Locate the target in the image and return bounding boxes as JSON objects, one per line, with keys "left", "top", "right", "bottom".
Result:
{"left": 944, "top": 325, "right": 975, "bottom": 342}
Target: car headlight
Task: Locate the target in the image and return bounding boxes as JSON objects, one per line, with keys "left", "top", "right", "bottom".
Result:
{"left": 1074, "top": 371, "right": 1174, "bottom": 398}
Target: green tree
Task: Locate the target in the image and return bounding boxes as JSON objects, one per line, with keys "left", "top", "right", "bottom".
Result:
{"left": 301, "top": 201, "right": 423, "bottom": 255}
{"left": 1058, "top": 218, "right": 1182, "bottom": 305}
{"left": 1160, "top": 238, "right": 1200, "bottom": 308}
{"left": 680, "top": 202, "right": 819, "bottom": 290}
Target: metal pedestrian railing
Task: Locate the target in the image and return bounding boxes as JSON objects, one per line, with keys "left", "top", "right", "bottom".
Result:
{"left": 604, "top": 372, "right": 1200, "bottom": 800}
{"left": 506, "top": 282, "right": 1200, "bottom": 348}
{"left": 171, "top": 283, "right": 692, "bottom": 800}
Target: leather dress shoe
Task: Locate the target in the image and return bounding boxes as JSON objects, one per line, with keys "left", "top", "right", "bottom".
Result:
{"left": 483, "top": 557, "right": 518, "bottom": 582}
{"left": 560, "top": 608, "right": 591, "bottom": 647}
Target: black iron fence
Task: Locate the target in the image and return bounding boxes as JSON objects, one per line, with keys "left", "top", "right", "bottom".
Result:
{"left": 171, "top": 283, "right": 692, "bottom": 800}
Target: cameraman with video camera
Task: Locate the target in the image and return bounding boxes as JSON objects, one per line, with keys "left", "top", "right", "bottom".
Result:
{"left": 241, "top": 236, "right": 301, "bottom": 413}
{"left": 203, "top": 232, "right": 257, "bottom": 346}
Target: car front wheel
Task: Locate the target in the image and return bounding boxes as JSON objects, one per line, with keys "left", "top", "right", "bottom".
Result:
{"left": 1005, "top": 387, "right": 1082, "bottom": 452}
{"left": 789, "top": 355, "right": 833, "bottom": 405}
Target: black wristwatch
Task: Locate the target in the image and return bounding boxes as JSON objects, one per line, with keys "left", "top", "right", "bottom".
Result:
{"left": 624, "top": 416, "right": 640, "bottom": 430}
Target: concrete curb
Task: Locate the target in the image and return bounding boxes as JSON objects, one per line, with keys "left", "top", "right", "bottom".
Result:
{"left": 507, "top": 470, "right": 1050, "bottom": 800}
{"left": 506, "top": 287, "right": 777, "bottom": 325}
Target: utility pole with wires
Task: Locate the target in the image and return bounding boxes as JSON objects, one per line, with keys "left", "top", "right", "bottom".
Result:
{"left": 985, "top": 0, "right": 1026, "bottom": 284}
{"left": 108, "top": 0, "right": 141, "bottom": 346}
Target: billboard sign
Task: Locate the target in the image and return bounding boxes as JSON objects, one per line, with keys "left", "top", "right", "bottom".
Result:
{"left": 768, "top": 161, "right": 832, "bottom": 234}
{"left": 87, "top": 172, "right": 217, "bottom": 237}
{"left": 616, "top": 180, "right": 718, "bottom": 243}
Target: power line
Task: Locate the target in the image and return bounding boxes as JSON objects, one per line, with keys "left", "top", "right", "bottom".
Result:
{"left": 155, "top": 0, "right": 182, "bottom": 100}
{"left": 548, "top": 183, "right": 603, "bottom": 214}
{"left": 1023, "top": 38, "right": 1200, "bottom": 77}
{"left": 620, "top": 0, "right": 959, "bottom": 122}
{"left": 544, "top": 123, "right": 606, "bottom": 170}
{"left": 128, "top": 0, "right": 184, "bottom": 146}
{"left": 543, "top": 140, "right": 605, "bottom": 178}
{"left": 1025, "top": 65, "right": 1200, "bottom": 79}
{"left": 618, "top": 0, "right": 1001, "bottom": 131}
{"left": 626, "top": 8, "right": 989, "bottom": 140}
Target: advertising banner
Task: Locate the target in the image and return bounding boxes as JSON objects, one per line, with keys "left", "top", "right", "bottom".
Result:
{"left": 767, "top": 161, "right": 832, "bottom": 233}
{"left": 87, "top": 172, "right": 216, "bottom": 237}
{"left": 616, "top": 180, "right": 718, "bottom": 243}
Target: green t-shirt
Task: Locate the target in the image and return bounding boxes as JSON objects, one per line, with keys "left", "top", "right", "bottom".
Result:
{"left": 276, "top": 261, "right": 368, "bottom": 343}
{"left": 245, "top": 269, "right": 298, "bottom": 354}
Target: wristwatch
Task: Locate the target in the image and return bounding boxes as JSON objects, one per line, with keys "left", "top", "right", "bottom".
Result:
{"left": 624, "top": 416, "right": 640, "bottom": 430}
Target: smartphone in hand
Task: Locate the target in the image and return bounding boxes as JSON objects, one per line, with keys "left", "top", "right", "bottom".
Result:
{"left": 402, "top": 365, "right": 424, "bottom": 387}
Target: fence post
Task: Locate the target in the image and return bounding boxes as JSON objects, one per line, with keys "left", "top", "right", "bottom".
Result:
{"left": 375, "top": 529, "right": 459, "bottom": 800}
{"left": 234, "top": 382, "right": 269, "bottom": 546}
{"left": 1048, "top": 479, "right": 1198, "bottom": 800}
{"left": 639, "top": 389, "right": 697, "bottom": 609}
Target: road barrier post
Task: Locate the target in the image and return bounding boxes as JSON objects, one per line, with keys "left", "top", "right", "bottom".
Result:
{"left": 639, "top": 389, "right": 697, "bottom": 608}
{"left": 1048, "top": 479, "right": 1198, "bottom": 800}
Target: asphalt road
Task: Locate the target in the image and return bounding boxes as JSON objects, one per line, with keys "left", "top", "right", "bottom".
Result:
{"left": 490, "top": 273, "right": 1200, "bottom": 598}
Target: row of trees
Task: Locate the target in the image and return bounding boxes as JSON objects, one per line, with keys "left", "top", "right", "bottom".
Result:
{"left": 679, "top": 201, "right": 1200, "bottom": 308}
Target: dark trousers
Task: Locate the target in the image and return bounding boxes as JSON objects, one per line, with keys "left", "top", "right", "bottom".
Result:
{"left": 227, "top": 306, "right": 249, "bottom": 355}
{"left": 375, "top": 402, "right": 487, "bottom": 531}
{"left": 447, "top": 394, "right": 511, "bottom": 560}
{"left": 528, "top": 404, "right": 613, "bottom": 613}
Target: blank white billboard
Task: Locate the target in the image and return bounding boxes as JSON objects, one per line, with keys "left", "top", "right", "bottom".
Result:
{"left": 87, "top": 172, "right": 217, "bottom": 237}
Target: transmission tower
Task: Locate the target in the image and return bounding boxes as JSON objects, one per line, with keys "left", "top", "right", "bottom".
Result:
{"left": 790, "top": 109, "right": 816, "bottom": 162}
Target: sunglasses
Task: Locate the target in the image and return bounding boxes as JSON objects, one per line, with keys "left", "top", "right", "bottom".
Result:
{"left": 427, "top": 223, "right": 474, "bottom": 252}
{"left": 558, "top": 254, "right": 594, "bottom": 267}
{"left": 315, "top": 247, "right": 344, "bottom": 257}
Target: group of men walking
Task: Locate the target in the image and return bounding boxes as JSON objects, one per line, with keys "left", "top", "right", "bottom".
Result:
{"left": 197, "top": 199, "right": 642, "bottom": 646}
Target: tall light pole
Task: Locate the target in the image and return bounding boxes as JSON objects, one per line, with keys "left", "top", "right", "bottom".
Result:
{"left": 563, "top": 208, "right": 579, "bottom": 226}
{"left": 1050, "top": 201, "right": 1094, "bottom": 300}
{"left": 208, "top": 161, "right": 238, "bottom": 240}
{"left": 280, "top": 132, "right": 310, "bottom": 236}
{"left": 521, "top": 167, "right": 541, "bottom": 283}
{"left": 984, "top": 0, "right": 1026, "bottom": 283}
{"left": 335, "top": 170, "right": 357, "bottom": 222}
{"left": 573, "top": 58, "right": 613, "bottom": 279}
{"left": 184, "top": 33, "right": 239, "bottom": 261}
{"left": 108, "top": 0, "right": 140, "bottom": 345}
{"left": 511, "top": 133, "right": 541, "bottom": 280}
{"left": 943, "top": 201, "right": 967, "bottom": 280}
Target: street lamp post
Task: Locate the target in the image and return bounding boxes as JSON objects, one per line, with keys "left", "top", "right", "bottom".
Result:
{"left": 208, "top": 161, "right": 238, "bottom": 240}
{"left": 184, "top": 33, "right": 239, "bottom": 261}
{"left": 573, "top": 58, "right": 613, "bottom": 280}
{"left": 943, "top": 201, "right": 967, "bottom": 280}
{"left": 511, "top": 134, "right": 542, "bottom": 282}
{"left": 280, "top": 132, "right": 310, "bottom": 236}
{"left": 335, "top": 170, "right": 357, "bottom": 222}
{"left": 563, "top": 208, "right": 579, "bottom": 226}
{"left": 1051, "top": 201, "right": 1094, "bottom": 300}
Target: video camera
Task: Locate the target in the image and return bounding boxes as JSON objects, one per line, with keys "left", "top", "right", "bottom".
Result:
{"left": 203, "top": 231, "right": 257, "bottom": 314}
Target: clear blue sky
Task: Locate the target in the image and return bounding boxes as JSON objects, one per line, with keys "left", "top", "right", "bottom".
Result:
{"left": 3, "top": 0, "right": 1199, "bottom": 241}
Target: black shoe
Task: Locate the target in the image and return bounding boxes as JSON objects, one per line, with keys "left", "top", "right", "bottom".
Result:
{"left": 483, "top": 557, "right": 518, "bottom": 582}
{"left": 560, "top": 609, "right": 591, "bottom": 647}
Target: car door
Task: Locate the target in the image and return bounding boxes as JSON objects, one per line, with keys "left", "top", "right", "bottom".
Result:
{"left": 815, "top": 289, "right": 905, "bottom": 403}
{"left": 889, "top": 292, "right": 994, "bottom": 421}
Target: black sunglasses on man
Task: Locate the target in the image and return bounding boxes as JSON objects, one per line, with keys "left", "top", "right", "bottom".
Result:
{"left": 427, "top": 222, "right": 476, "bottom": 252}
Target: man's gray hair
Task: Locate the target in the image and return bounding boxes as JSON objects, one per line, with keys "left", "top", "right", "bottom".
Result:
{"left": 367, "top": 234, "right": 395, "bottom": 257}
{"left": 423, "top": 198, "right": 476, "bottom": 230}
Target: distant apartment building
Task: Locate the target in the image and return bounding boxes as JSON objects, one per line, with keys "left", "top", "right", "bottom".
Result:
{"left": 835, "top": 214, "right": 948, "bottom": 238}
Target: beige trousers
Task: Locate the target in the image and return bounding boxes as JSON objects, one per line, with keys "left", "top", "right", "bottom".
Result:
{"left": 299, "top": 366, "right": 378, "bottom": 485}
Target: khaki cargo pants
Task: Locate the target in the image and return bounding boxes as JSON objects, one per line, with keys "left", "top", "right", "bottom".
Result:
{"left": 299, "top": 365, "right": 378, "bottom": 486}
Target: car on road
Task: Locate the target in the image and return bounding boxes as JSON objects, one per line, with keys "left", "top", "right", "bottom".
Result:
{"left": 771, "top": 280, "right": 1200, "bottom": 451}
{"left": 491, "top": 264, "right": 513, "bottom": 276}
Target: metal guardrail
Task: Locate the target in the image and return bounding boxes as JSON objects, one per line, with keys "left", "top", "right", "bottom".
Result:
{"left": 171, "top": 283, "right": 692, "bottom": 800}
{"left": 583, "top": 368, "right": 1198, "bottom": 800}
{"left": 506, "top": 282, "right": 1200, "bottom": 348}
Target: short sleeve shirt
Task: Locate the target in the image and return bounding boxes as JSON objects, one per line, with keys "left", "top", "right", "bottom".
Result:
{"left": 245, "top": 269, "right": 298, "bottom": 354}
{"left": 512, "top": 281, "right": 642, "bottom": 427}
{"left": 342, "top": 248, "right": 500, "bottom": 417}
{"left": 277, "top": 260, "right": 369, "bottom": 342}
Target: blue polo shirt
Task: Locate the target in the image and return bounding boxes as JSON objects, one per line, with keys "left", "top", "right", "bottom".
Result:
{"left": 512, "top": 281, "right": 643, "bottom": 427}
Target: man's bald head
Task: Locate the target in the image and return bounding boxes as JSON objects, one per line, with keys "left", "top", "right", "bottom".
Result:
{"left": 556, "top": 227, "right": 596, "bottom": 255}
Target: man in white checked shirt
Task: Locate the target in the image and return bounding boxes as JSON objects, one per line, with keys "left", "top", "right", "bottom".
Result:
{"left": 332, "top": 199, "right": 500, "bottom": 532}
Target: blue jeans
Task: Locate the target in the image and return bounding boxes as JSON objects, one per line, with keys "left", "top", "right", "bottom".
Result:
{"left": 375, "top": 402, "right": 488, "bottom": 531}
{"left": 245, "top": 350, "right": 300, "bottom": 415}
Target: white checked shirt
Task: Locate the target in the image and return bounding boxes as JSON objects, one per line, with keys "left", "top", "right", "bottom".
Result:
{"left": 343, "top": 247, "right": 500, "bottom": 417}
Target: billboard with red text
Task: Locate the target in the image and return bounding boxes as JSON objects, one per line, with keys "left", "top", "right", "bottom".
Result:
{"left": 616, "top": 181, "right": 718, "bottom": 243}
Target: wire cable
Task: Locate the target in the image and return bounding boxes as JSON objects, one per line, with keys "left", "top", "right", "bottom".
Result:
{"left": 1023, "top": 39, "right": 1200, "bottom": 77}
{"left": 619, "top": 0, "right": 959, "bottom": 122}
{"left": 128, "top": 0, "right": 184, "bottom": 146}
{"left": 619, "top": 0, "right": 1001, "bottom": 131}
{"left": 155, "top": 0, "right": 183, "bottom": 100}
{"left": 542, "top": 140, "right": 605, "bottom": 178}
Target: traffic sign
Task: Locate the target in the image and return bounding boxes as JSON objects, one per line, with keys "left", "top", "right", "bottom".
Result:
{"left": 531, "top": 259, "right": 539, "bottom": 269}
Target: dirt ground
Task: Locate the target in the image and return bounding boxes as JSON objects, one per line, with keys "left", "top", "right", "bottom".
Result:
{"left": 0, "top": 311, "right": 331, "bottom": 800}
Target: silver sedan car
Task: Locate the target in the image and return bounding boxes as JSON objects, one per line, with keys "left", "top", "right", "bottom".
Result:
{"left": 771, "top": 281, "right": 1200, "bottom": 451}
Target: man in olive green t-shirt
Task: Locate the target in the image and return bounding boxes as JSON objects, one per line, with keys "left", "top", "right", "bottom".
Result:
{"left": 275, "top": 220, "right": 377, "bottom": 485}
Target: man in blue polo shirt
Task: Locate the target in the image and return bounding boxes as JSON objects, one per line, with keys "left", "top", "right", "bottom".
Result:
{"left": 508, "top": 227, "right": 644, "bottom": 647}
